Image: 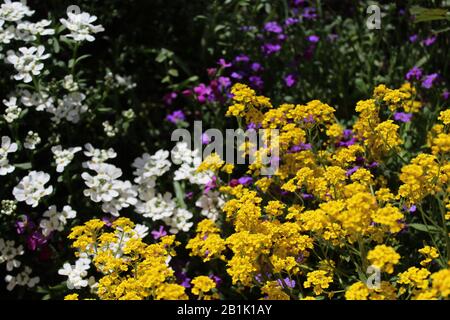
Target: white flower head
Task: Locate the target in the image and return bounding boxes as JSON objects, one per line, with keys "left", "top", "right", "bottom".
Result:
{"left": 0, "top": 135, "right": 17, "bottom": 175}
{"left": 51, "top": 145, "right": 82, "bottom": 173}
{"left": 101, "top": 180, "right": 137, "bottom": 217}
{"left": 5, "top": 266, "right": 39, "bottom": 291}
{"left": 58, "top": 256, "right": 91, "bottom": 289}
{"left": 81, "top": 162, "right": 123, "bottom": 203}
{"left": 60, "top": 11, "right": 104, "bottom": 42}
{"left": 0, "top": 238, "right": 24, "bottom": 271}
{"left": 6, "top": 45, "right": 50, "bottom": 83}
{"left": 23, "top": 130, "right": 40, "bottom": 150}
{"left": 12, "top": 171, "right": 53, "bottom": 207}
{"left": 0, "top": 1, "right": 34, "bottom": 22}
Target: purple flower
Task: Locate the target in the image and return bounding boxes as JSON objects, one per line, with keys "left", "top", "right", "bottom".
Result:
{"left": 409, "top": 34, "right": 418, "bottom": 43}
{"left": 442, "top": 90, "right": 449, "bottom": 100}
{"left": 176, "top": 271, "right": 191, "bottom": 288}
{"left": 230, "top": 72, "right": 243, "bottom": 80}
{"left": 261, "top": 43, "right": 282, "bottom": 55}
{"left": 238, "top": 176, "right": 253, "bottom": 186}
{"left": 423, "top": 35, "right": 437, "bottom": 46}
{"left": 251, "top": 62, "right": 262, "bottom": 72}
{"left": 27, "top": 231, "right": 48, "bottom": 251}
{"left": 249, "top": 75, "right": 264, "bottom": 89}
{"left": 217, "top": 76, "right": 231, "bottom": 90}
{"left": 101, "top": 216, "right": 116, "bottom": 227}
{"left": 307, "top": 35, "right": 320, "bottom": 43}
{"left": 409, "top": 205, "right": 417, "bottom": 213}
{"left": 264, "top": 21, "right": 283, "bottom": 34}
{"left": 151, "top": 226, "right": 167, "bottom": 240}
{"left": 277, "top": 277, "right": 296, "bottom": 289}
{"left": 204, "top": 176, "right": 217, "bottom": 194}
{"left": 346, "top": 166, "right": 360, "bottom": 177}
{"left": 303, "top": 7, "right": 317, "bottom": 20}
{"left": 194, "top": 83, "right": 213, "bottom": 103}
{"left": 422, "top": 73, "right": 439, "bottom": 89}
{"left": 234, "top": 54, "right": 250, "bottom": 63}
{"left": 166, "top": 110, "right": 185, "bottom": 124}
{"left": 201, "top": 133, "right": 210, "bottom": 145}
{"left": 217, "top": 58, "right": 232, "bottom": 68}
{"left": 303, "top": 114, "right": 315, "bottom": 123}
{"left": 393, "top": 112, "right": 413, "bottom": 123}
{"left": 289, "top": 143, "right": 311, "bottom": 153}
{"left": 209, "top": 275, "right": 222, "bottom": 286}
{"left": 367, "top": 161, "right": 379, "bottom": 169}
{"left": 163, "top": 92, "right": 177, "bottom": 105}
{"left": 405, "top": 66, "right": 423, "bottom": 81}
{"left": 285, "top": 17, "right": 299, "bottom": 26}
{"left": 284, "top": 74, "right": 297, "bottom": 87}
{"left": 301, "top": 193, "right": 314, "bottom": 200}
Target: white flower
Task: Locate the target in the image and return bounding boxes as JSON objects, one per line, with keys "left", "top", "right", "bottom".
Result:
{"left": 101, "top": 180, "right": 137, "bottom": 217}
{"left": 0, "top": 238, "right": 24, "bottom": 271}
{"left": 132, "top": 150, "right": 171, "bottom": 184}
{"left": 171, "top": 142, "right": 213, "bottom": 185}
{"left": 195, "top": 191, "right": 225, "bottom": 221}
{"left": 0, "top": 19, "right": 15, "bottom": 44}
{"left": 133, "top": 224, "right": 149, "bottom": 239}
{"left": 58, "top": 256, "right": 91, "bottom": 289}
{"left": 81, "top": 162, "right": 123, "bottom": 203}
{"left": 20, "top": 89, "right": 54, "bottom": 111}
{"left": 6, "top": 45, "right": 50, "bottom": 83}
{"left": 135, "top": 192, "right": 176, "bottom": 221}
{"left": 3, "top": 96, "right": 21, "bottom": 123}
{"left": 63, "top": 74, "right": 79, "bottom": 91}
{"left": 5, "top": 266, "right": 39, "bottom": 291}
{"left": 51, "top": 145, "right": 82, "bottom": 173}
{"left": 47, "top": 92, "right": 88, "bottom": 123}
{"left": 163, "top": 208, "right": 193, "bottom": 234}
{"left": 39, "top": 205, "right": 76, "bottom": 237}
{"left": 82, "top": 143, "right": 117, "bottom": 167}
{"left": 60, "top": 11, "right": 104, "bottom": 42}
{"left": 0, "top": 199, "right": 16, "bottom": 215}
{"left": 0, "top": 135, "right": 17, "bottom": 175}
{"left": 23, "top": 130, "right": 40, "bottom": 150}
{"left": 12, "top": 171, "right": 53, "bottom": 207}
{"left": 102, "top": 120, "right": 118, "bottom": 137}
{"left": 16, "top": 19, "right": 54, "bottom": 37}
{"left": 0, "top": 1, "right": 34, "bottom": 22}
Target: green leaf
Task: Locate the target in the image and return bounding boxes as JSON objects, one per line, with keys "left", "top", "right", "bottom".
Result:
{"left": 168, "top": 68, "right": 179, "bottom": 77}
{"left": 173, "top": 181, "right": 187, "bottom": 209}
{"left": 15, "top": 162, "right": 32, "bottom": 170}
{"left": 410, "top": 6, "right": 449, "bottom": 23}
{"left": 408, "top": 223, "right": 441, "bottom": 233}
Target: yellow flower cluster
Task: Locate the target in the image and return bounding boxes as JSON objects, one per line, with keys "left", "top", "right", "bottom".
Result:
{"left": 67, "top": 218, "right": 187, "bottom": 300}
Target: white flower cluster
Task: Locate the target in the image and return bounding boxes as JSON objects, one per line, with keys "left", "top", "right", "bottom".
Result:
{"left": 3, "top": 96, "right": 21, "bottom": 123}
{"left": 0, "top": 238, "right": 23, "bottom": 271}
{"left": 81, "top": 159, "right": 137, "bottom": 217}
{"left": 6, "top": 45, "right": 50, "bottom": 83}
{"left": 58, "top": 254, "right": 93, "bottom": 290}
{"left": 51, "top": 145, "right": 82, "bottom": 173}
{"left": 0, "top": 135, "right": 17, "bottom": 175}
{"left": 12, "top": 171, "right": 53, "bottom": 207}
{"left": 39, "top": 205, "right": 77, "bottom": 237}
{"left": 60, "top": 10, "right": 104, "bottom": 42}
{"left": 5, "top": 266, "right": 39, "bottom": 291}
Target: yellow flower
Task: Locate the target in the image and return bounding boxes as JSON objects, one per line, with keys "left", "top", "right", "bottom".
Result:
{"left": 303, "top": 270, "right": 333, "bottom": 295}
{"left": 419, "top": 246, "right": 440, "bottom": 267}
{"left": 191, "top": 276, "right": 216, "bottom": 296}
{"left": 367, "top": 245, "right": 400, "bottom": 274}
{"left": 64, "top": 293, "right": 79, "bottom": 300}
